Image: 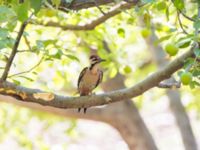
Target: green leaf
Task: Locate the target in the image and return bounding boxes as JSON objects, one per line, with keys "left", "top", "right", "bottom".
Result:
{"left": 176, "top": 38, "right": 191, "bottom": 48}
{"left": 43, "top": 39, "right": 56, "bottom": 47}
{"left": 154, "top": 34, "right": 171, "bottom": 45}
{"left": 173, "top": 0, "right": 185, "bottom": 10}
{"left": 12, "top": 79, "right": 21, "bottom": 85}
{"left": 142, "top": 0, "right": 155, "bottom": 3}
{"left": 0, "top": 28, "right": 9, "bottom": 38}
{"left": 189, "top": 81, "right": 195, "bottom": 89}
{"left": 194, "top": 48, "right": 200, "bottom": 57}
{"left": 117, "top": 28, "right": 125, "bottom": 38}
{"left": 156, "top": 2, "right": 167, "bottom": 11}
{"left": 50, "top": 49, "right": 63, "bottom": 59}
{"left": 143, "top": 13, "right": 151, "bottom": 27}
{"left": 184, "top": 58, "right": 195, "bottom": 69}
{"left": 52, "top": 0, "right": 61, "bottom": 9}
{"left": 65, "top": 54, "right": 79, "bottom": 62}
{"left": 0, "top": 40, "right": 7, "bottom": 49}
{"left": 192, "top": 70, "right": 200, "bottom": 77}
{"left": 30, "top": 0, "right": 42, "bottom": 14}
{"left": 0, "top": 6, "right": 16, "bottom": 23}
{"left": 109, "top": 68, "right": 117, "bottom": 78}
{"left": 36, "top": 40, "right": 44, "bottom": 49}
{"left": 18, "top": 76, "right": 34, "bottom": 81}
{"left": 15, "top": 1, "right": 29, "bottom": 22}
{"left": 165, "top": 6, "right": 169, "bottom": 21}
{"left": 193, "top": 20, "right": 200, "bottom": 30}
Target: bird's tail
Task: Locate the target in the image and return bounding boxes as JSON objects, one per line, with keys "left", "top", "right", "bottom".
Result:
{"left": 78, "top": 93, "right": 87, "bottom": 113}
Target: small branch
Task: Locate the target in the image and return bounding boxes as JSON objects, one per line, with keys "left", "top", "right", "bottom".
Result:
{"left": 8, "top": 55, "right": 44, "bottom": 78}
{"left": 23, "top": 35, "right": 32, "bottom": 50}
{"left": 0, "top": 14, "right": 33, "bottom": 82}
{"left": 31, "top": 1, "right": 138, "bottom": 31}
{"left": 178, "top": 10, "right": 195, "bottom": 22}
{"left": 177, "top": 12, "right": 189, "bottom": 35}
{"left": 93, "top": 0, "right": 106, "bottom": 15}
{"left": 17, "top": 50, "right": 33, "bottom": 53}
{"left": 138, "top": 59, "right": 152, "bottom": 69}
{"left": 102, "top": 40, "right": 112, "bottom": 53}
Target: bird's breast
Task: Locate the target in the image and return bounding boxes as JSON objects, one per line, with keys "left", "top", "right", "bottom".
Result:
{"left": 79, "top": 70, "right": 100, "bottom": 92}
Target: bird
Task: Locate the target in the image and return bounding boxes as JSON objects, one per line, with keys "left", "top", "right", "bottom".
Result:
{"left": 77, "top": 55, "right": 105, "bottom": 113}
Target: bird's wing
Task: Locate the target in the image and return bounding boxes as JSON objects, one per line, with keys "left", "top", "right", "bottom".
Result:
{"left": 95, "top": 70, "right": 103, "bottom": 88}
{"left": 77, "top": 67, "right": 88, "bottom": 88}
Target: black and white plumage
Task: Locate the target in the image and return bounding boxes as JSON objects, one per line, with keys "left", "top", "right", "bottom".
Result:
{"left": 77, "top": 55, "right": 105, "bottom": 113}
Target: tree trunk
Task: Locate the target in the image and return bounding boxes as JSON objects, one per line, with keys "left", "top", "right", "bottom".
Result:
{"left": 101, "top": 73, "right": 158, "bottom": 150}
{"left": 167, "top": 90, "right": 198, "bottom": 150}
{"left": 147, "top": 30, "right": 198, "bottom": 150}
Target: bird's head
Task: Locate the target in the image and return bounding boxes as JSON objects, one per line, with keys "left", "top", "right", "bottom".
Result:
{"left": 89, "top": 55, "right": 105, "bottom": 65}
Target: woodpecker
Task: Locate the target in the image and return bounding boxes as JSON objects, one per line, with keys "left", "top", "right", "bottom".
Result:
{"left": 77, "top": 55, "right": 105, "bottom": 113}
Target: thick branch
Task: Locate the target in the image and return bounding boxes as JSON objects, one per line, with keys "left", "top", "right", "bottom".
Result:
{"left": 0, "top": 23, "right": 28, "bottom": 81}
{"left": 0, "top": 48, "right": 194, "bottom": 109}
{"left": 0, "top": 95, "right": 105, "bottom": 121}
{"left": 57, "top": 0, "right": 139, "bottom": 10}
{"left": 32, "top": 1, "right": 139, "bottom": 30}
{"left": 0, "top": 14, "right": 33, "bottom": 81}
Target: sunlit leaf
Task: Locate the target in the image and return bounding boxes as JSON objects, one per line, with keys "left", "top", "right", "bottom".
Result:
{"left": 173, "top": 0, "right": 185, "bottom": 10}
{"left": 52, "top": 0, "right": 61, "bottom": 9}
{"left": 194, "top": 48, "right": 200, "bottom": 57}
{"left": 14, "top": 1, "right": 29, "bottom": 22}
{"left": 65, "top": 54, "right": 79, "bottom": 62}
{"left": 0, "top": 6, "right": 16, "bottom": 23}
{"left": 156, "top": 1, "right": 167, "bottom": 11}
{"left": 18, "top": 76, "right": 34, "bottom": 82}
{"left": 194, "top": 20, "right": 200, "bottom": 30}
{"left": 142, "top": 0, "right": 155, "bottom": 3}
{"left": 30, "top": 0, "right": 42, "bottom": 14}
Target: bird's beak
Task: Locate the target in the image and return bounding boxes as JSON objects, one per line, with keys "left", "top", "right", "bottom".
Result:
{"left": 100, "top": 59, "right": 106, "bottom": 62}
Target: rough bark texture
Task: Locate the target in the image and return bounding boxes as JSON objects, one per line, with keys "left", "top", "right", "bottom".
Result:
{"left": 101, "top": 73, "right": 158, "bottom": 150}
{"left": 147, "top": 31, "right": 198, "bottom": 150}
{"left": 57, "top": 0, "right": 139, "bottom": 10}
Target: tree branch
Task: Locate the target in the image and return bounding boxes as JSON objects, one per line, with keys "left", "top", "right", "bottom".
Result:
{"left": 31, "top": 1, "right": 139, "bottom": 31}
{"left": 0, "top": 47, "right": 195, "bottom": 109}
{"left": 0, "top": 15, "right": 33, "bottom": 81}
{"left": 177, "top": 12, "right": 189, "bottom": 35}
{"left": 8, "top": 55, "right": 44, "bottom": 78}
{"left": 57, "top": 0, "right": 139, "bottom": 11}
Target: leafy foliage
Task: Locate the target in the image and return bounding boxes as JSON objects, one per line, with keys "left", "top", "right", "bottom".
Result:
{"left": 0, "top": 0, "right": 200, "bottom": 148}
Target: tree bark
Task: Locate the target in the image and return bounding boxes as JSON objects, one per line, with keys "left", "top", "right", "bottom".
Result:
{"left": 167, "top": 90, "right": 197, "bottom": 150}
{"left": 147, "top": 30, "right": 198, "bottom": 150}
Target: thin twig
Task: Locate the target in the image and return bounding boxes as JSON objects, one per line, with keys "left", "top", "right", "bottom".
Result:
{"left": 0, "top": 14, "right": 34, "bottom": 81}
{"left": 17, "top": 50, "right": 32, "bottom": 53}
{"left": 171, "top": 0, "right": 195, "bottom": 22}
{"left": 8, "top": 55, "right": 44, "bottom": 78}
{"left": 177, "top": 12, "right": 189, "bottom": 35}
{"left": 23, "top": 35, "right": 32, "bottom": 50}
{"left": 93, "top": 0, "right": 106, "bottom": 15}
{"left": 178, "top": 10, "right": 195, "bottom": 22}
